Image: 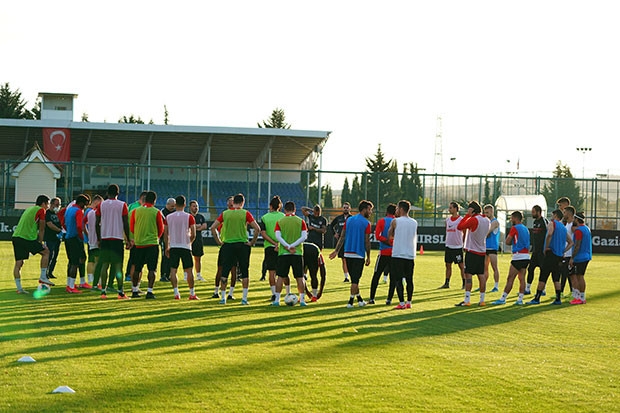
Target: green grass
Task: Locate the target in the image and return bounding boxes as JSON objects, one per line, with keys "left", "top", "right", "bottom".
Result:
{"left": 1, "top": 241, "right": 619, "bottom": 412}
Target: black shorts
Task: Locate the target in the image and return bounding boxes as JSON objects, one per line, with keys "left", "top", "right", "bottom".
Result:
{"left": 169, "top": 248, "right": 193, "bottom": 270}
{"left": 391, "top": 257, "right": 415, "bottom": 279}
{"left": 486, "top": 249, "right": 498, "bottom": 256}
{"left": 511, "top": 259, "right": 530, "bottom": 270}
{"left": 263, "top": 246, "right": 278, "bottom": 271}
{"left": 573, "top": 261, "right": 589, "bottom": 276}
{"left": 100, "top": 239, "right": 125, "bottom": 265}
{"left": 444, "top": 247, "right": 464, "bottom": 264}
{"left": 12, "top": 237, "right": 45, "bottom": 261}
{"left": 464, "top": 251, "right": 485, "bottom": 276}
{"left": 88, "top": 248, "right": 99, "bottom": 263}
{"left": 65, "top": 237, "right": 86, "bottom": 266}
{"left": 217, "top": 246, "right": 224, "bottom": 267}
{"left": 191, "top": 240, "right": 204, "bottom": 257}
{"left": 345, "top": 257, "right": 365, "bottom": 284}
{"left": 134, "top": 245, "right": 159, "bottom": 273}
{"left": 220, "top": 242, "right": 250, "bottom": 280}
{"left": 539, "top": 252, "right": 562, "bottom": 283}
{"left": 530, "top": 250, "right": 544, "bottom": 269}
{"left": 276, "top": 254, "right": 304, "bottom": 279}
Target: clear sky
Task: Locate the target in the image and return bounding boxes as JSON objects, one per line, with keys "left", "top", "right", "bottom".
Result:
{"left": 2, "top": 0, "right": 619, "bottom": 179}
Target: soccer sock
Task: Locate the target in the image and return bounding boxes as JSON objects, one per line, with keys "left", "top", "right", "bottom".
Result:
{"left": 526, "top": 283, "right": 532, "bottom": 290}
{"left": 555, "top": 290, "right": 562, "bottom": 300}
{"left": 285, "top": 285, "right": 291, "bottom": 295}
{"left": 40, "top": 268, "right": 47, "bottom": 279}
{"left": 196, "top": 272, "right": 201, "bottom": 279}
{"left": 534, "top": 290, "right": 543, "bottom": 300}
{"left": 228, "top": 286, "right": 235, "bottom": 297}
{"left": 464, "top": 291, "right": 471, "bottom": 303}
{"left": 501, "top": 292, "right": 508, "bottom": 301}
{"left": 344, "top": 272, "right": 349, "bottom": 280}
{"left": 188, "top": 287, "right": 194, "bottom": 295}
{"left": 348, "top": 295, "right": 355, "bottom": 305}
{"left": 275, "top": 292, "right": 281, "bottom": 302}
{"left": 445, "top": 277, "right": 450, "bottom": 286}
{"left": 270, "top": 285, "right": 276, "bottom": 295}
{"left": 312, "top": 288, "right": 318, "bottom": 297}
{"left": 173, "top": 287, "right": 179, "bottom": 295}
{"left": 580, "top": 292, "right": 586, "bottom": 301}
{"left": 494, "top": 282, "right": 499, "bottom": 289}
{"left": 242, "top": 288, "right": 248, "bottom": 301}
{"left": 214, "top": 286, "right": 220, "bottom": 295}
{"left": 132, "top": 285, "right": 139, "bottom": 292}
{"left": 300, "top": 292, "right": 305, "bottom": 302}
{"left": 517, "top": 293, "right": 524, "bottom": 302}
{"left": 572, "top": 288, "right": 579, "bottom": 299}
{"left": 356, "top": 294, "right": 364, "bottom": 302}
{"left": 15, "top": 278, "right": 22, "bottom": 290}
{"left": 480, "top": 292, "right": 486, "bottom": 303}
{"left": 88, "top": 273, "right": 94, "bottom": 284}
{"left": 147, "top": 287, "right": 153, "bottom": 293}
{"left": 68, "top": 277, "right": 75, "bottom": 289}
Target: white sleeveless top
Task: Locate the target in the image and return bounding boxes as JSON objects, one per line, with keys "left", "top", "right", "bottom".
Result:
{"left": 166, "top": 211, "right": 192, "bottom": 250}
{"left": 392, "top": 216, "right": 418, "bottom": 260}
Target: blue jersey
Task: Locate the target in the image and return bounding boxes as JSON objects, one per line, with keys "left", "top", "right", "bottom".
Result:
{"left": 64, "top": 205, "right": 82, "bottom": 239}
{"left": 486, "top": 218, "right": 500, "bottom": 250}
{"left": 546, "top": 220, "right": 567, "bottom": 257}
{"left": 343, "top": 214, "right": 371, "bottom": 258}
{"left": 573, "top": 225, "right": 592, "bottom": 263}
{"left": 510, "top": 223, "right": 530, "bottom": 254}
{"left": 378, "top": 216, "right": 394, "bottom": 252}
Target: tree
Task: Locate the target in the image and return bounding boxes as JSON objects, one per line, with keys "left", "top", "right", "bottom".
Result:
{"left": 322, "top": 183, "right": 334, "bottom": 208}
{"left": 351, "top": 175, "right": 362, "bottom": 206}
{"left": 542, "top": 161, "right": 584, "bottom": 211}
{"left": 164, "top": 105, "right": 169, "bottom": 125}
{"left": 401, "top": 162, "right": 423, "bottom": 204}
{"left": 81, "top": 113, "right": 89, "bottom": 122}
{"left": 118, "top": 115, "right": 145, "bottom": 124}
{"left": 257, "top": 108, "right": 290, "bottom": 129}
{"left": 341, "top": 177, "right": 351, "bottom": 204}
{"left": 483, "top": 178, "right": 492, "bottom": 205}
{"left": 0, "top": 83, "right": 34, "bottom": 119}
{"left": 365, "top": 144, "right": 400, "bottom": 211}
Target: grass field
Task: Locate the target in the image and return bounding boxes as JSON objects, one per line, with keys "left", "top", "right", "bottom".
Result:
{"left": 1, "top": 241, "right": 619, "bottom": 412}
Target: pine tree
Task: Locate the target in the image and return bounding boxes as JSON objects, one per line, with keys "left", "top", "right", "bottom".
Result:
{"left": 341, "top": 177, "right": 351, "bottom": 204}
{"left": 542, "top": 162, "right": 584, "bottom": 210}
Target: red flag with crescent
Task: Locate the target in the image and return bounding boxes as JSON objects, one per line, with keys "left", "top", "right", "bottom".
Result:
{"left": 42, "top": 128, "right": 71, "bottom": 162}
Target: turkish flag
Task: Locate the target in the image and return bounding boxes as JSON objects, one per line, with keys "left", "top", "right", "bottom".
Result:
{"left": 42, "top": 128, "right": 71, "bottom": 162}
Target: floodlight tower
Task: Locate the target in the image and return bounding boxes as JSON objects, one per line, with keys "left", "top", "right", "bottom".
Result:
{"left": 433, "top": 115, "right": 444, "bottom": 175}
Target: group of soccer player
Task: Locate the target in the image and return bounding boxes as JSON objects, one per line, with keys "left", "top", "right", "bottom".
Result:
{"left": 11, "top": 187, "right": 592, "bottom": 309}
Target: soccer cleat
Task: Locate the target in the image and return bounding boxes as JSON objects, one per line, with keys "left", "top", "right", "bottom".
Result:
{"left": 174, "top": 294, "right": 181, "bottom": 300}
{"left": 65, "top": 286, "right": 82, "bottom": 294}
{"left": 394, "top": 304, "right": 407, "bottom": 310}
{"left": 346, "top": 303, "right": 354, "bottom": 308}
{"left": 367, "top": 299, "right": 376, "bottom": 305}
{"left": 551, "top": 299, "right": 562, "bottom": 305}
{"left": 219, "top": 297, "right": 226, "bottom": 305}
{"left": 124, "top": 275, "right": 131, "bottom": 282}
{"left": 39, "top": 278, "right": 55, "bottom": 287}
{"left": 311, "top": 296, "right": 318, "bottom": 303}
{"left": 195, "top": 274, "right": 205, "bottom": 282}
{"left": 358, "top": 301, "right": 367, "bottom": 307}
{"left": 524, "top": 289, "right": 531, "bottom": 295}
{"left": 385, "top": 300, "right": 392, "bottom": 306}
{"left": 271, "top": 301, "right": 280, "bottom": 306}
{"left": 100, "top": 293, "right": 107, "bottom": 300}
{"left": 227, "top": 295, "right": 235, "bottom": 301}
{"left": 570, "top": 298, "right": 584, "bottom": 305}
{"left": 526, "top": 299, "right": 540, "bottom": 305}
{"left": 211, "top": 293, "right": 220, "bottom": 299}
{"left": 145, "top": 292, "right": 156, "bottom": 300}
{"left": 131, "top": 291, "right": 141, "bottom": 298}
{"left": 438, "top": 284, "right": 450, "bottom": 289}
{"left": 343, "top": 278, "right": 349, "bottom": 283}
{"left": 299, "top": 301, "right": 307, "bottom": 307}
{"left": 405, "top": 303, "right": 412, "bottom": 309}
{"left": 492, "top": 299, "right": 506, "bottom": 305}
{"left": 16, "top": 288, "right": 29, "bottom": 294}
{"left": 541, "top": 290, "right": 547, "bottom": 296}
{"left": 79, "top": 283, "right": 93, "bottom": 289}
{"left": 479, "top": 301, "right": 486, "bottom": 307}
{"left": 455, "top": 301, "right": 471, "bottom": 307}
{"left": 241, "top": 299, "right": 250, "bottom": 305}
{"left": 188, "top": 295, "right": 200, "bottom": 300}
{"left": 514, "top": 301, "right": 524, "bottom": 306}
{"left": 490, "top": 287, "right": 499, "bottom": 293}
{"left": 117, "top": 293, "right": 130, "bottom": 300}
{"left": 47, "top": 273, "right": 57, "bottom": 279}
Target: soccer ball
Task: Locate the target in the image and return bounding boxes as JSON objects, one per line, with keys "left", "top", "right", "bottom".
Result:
{"left": 284, "top": 294, "right": 299, "bottom": 306}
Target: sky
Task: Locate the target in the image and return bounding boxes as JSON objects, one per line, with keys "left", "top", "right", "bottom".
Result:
{"left": 2, "top": 0, "right": 619, "bottom": 180}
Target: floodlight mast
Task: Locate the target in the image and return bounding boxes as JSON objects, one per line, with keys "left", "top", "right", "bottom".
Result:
{"left": 576, "top": 147, "right": 592, "bottom": 179}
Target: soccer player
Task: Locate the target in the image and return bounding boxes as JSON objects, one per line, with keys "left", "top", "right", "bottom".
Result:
{"left": 125, "top": 191, "right": 147, "bottom": 282}
{"left": 439, "top": 201, "right": 465, "bottom": 289}
{"left": 12, "top": 194, "right": 52, "bottom": 293}
{"left": 63, "top": 194, "right": 91, "bottom": 294}
{"left": 455, "top": 201, "right": 490, "bottom": 307}
{"left": 189, "top": 200, "right": 207, "bottom": 282}
{"left": 210, "top": 193, "right": 261, "bottom": 305}
{"left": 329, "top": 202, "right": 352, "bottom": 282}
{"left": 526, "top": 205, "right": 548, "bottom": 294}
{"left": 159, "top": 197, "right": 176, "bottom": 282}
{"left": 303, "top": 242, "right": 326, "bottom": 302}
{"left": 556, "top": 196, "right": 570, "bottom": 211}
{"left": 329, "top": 200, "right": 373, "bottom": 308}
{"left": 492, "top": 211, "right": 530, "bottom": 305}
{"left": 44, "top": 197, "right": 62, "bottom": 280}
{"left": 569, "top": 212, "right": 592, "bottom": 305}
{"left": 131, "top": 190, "right": 165, "bottom": 299}
{"left": 301, "top": 204, "right": 327, "bottom": 250}
{"left": 483, "top": 204, "right": 501, "bottom": 292}
{"left": 83, "top": 195, "right": 102, "bottom": 287}
{"left": 272, "top": 201, "right": 308, "bottom": 306}
{"left": 95, "top": 184, "right": 132, "bottom": 299}
{"left": 211, "top": 196, "right": 239, "bottom": 299}
{"left": 260, "top": 195, "right": 286, "bottom": 301}
{"left": 388, "top": 200, "right": 418, "bottom": 310}
{"left": 560, "top": 206, "right": 576, "bottom": 297}
{"left": 527, "top": 209, "right": 573, "bottom": 305}
{"left": 368, "top": 203, "right": 395, "bottom": 304}
{"left": 164, "top": 195, "right": 198, "bottom": 300}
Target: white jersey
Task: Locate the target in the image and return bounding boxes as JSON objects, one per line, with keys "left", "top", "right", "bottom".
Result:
{"left": 445, "top": 216, "right": 464, "bottom": 248}
{"left": 563, "top": 221, "right": 573, "bottom": 258}
{"left": 97, "top": 198, "right": 128, "bottom": 240}
{"left": 462, "top": 215, "right": 491, "bottom": 255}
{"left": 392, "top": 216, "right": 418, "bottom": 260}
{"left": 85, "top": 209, "right": 98, "bottom": 250}
{"left": 166, "top": 211, "right": 193, "bottom": 250}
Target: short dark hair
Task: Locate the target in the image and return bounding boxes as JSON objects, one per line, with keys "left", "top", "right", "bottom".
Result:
{"left": 145, "top": 191, "right": 157, "bottom": 204}
{"left": 35, "top": 194, "right": 50, "bottom": 206}
{"left": 556, "top": 196, "right": 570, "bottom": 205}
{"left": 175, "top": 195, "right": 186, "bottom": 207}
{"left": 107, "top": 184, "right": 120, "bottom": 197}
{"left": 564, "top": 206, "right": 575, "bottom": 216}
{"left": 386, "top": 203, "right": 396, "bottom": 215}
{"left": 270, "top": 195, "right": 282, "bottom": 211}
{"left": 92, "top": 194, "right": 103, "bottom": 202}
{"left": 313, "top": 204, "right": 322, "bottom": 212}
{"left": 75, "top": 194, "right": 90, "bottom": 206}
{"left": 532, "top": 205, "right": 542, "bottom": 214}
{"left": 284, "top": 201, "right": 295, "bottom": 212}
{"left": 139, "top": 191, "right": 148, "bottom": 199}
{"left": 343, "top": 202, "right": 351, "bottom": 208}
{"left": 552, "top": 209, "right": 563, "bottom": 220}
{"left": 358, "top": 200, "right": 373, "bottom": 212}
{"left": 450, "top": 201, "right": 460, "bottom": 211}
{"left": 468, "top": 201, "right": 482, "bottom": 214}
{"left": 575, "top": 212, "right": 586, "bottom": 223}
{"left": 189, "top": 199, "right": 198, "bottom": 207}
{"left": 398, "top": 200, "right": 411, "bottom": 214}
{"left": 511, "top": 210, "right": 523, "bottom": 221}
{"left": 233, "top": 194, "right": 244, "bottom": 205}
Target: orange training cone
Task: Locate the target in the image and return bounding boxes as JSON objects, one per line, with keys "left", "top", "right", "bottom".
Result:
{"left": 419, "top": 244, "right": 424, "bottom": 255}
